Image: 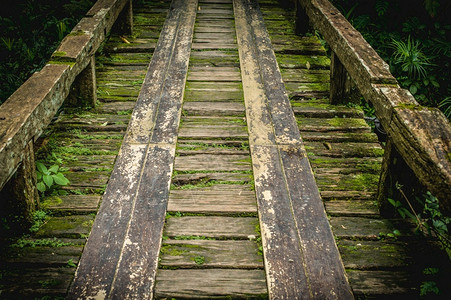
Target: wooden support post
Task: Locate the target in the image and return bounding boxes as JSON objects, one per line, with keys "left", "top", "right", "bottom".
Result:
{"left": 0, "top": 140, "right": 39, "bottom": 229}
{"left": 114, "top": 0, "right": 133, "bottom": 36}
{"left": 295, "top": 1, "right": 311, "bottom": 35}
{"left": 67, "top": 56, "right": 97, "bottom": 108}
{"left": 330, "top": 51, "right": 361, "bottom": 105}
{"left": 377, "top": 138, "right": 426, "bottom": 217}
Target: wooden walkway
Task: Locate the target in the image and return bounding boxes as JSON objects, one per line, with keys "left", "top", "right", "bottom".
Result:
{"left": 1, "top": 0, "right": 450, "bottom": 299}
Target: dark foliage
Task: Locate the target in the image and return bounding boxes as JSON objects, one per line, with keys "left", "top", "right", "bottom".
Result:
{"left": 0, "top": 0, "right": 94, "bottom": 103}
{"left": 331, "top": 0, "right": 451, "bottom": 118}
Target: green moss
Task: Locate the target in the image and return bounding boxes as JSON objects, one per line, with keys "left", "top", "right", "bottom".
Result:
{"left": 395, "top": 103, "right": 424, "bottom": 110}
{"left": 68, "top": 30, "right": 85, "bottom": 36}
{"left": 52, "top": 51, "right": 67, "bottom": 57}
{"left": 48, "top": 60, "right": 76, "bottom": 67}
{"left": 192, "top": 255, "right": 205, "bottom": 265}
{"left": 327, "top": 117, "right": 367, "bottom": 128}
{"left": 40, "top": 196, "right": 63, "bottom": 210}
{"left": 160, "top": 244, "right": 188, "bottom": 256}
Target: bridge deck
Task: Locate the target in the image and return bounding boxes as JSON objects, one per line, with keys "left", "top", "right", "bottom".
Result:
{"left": 1, "top": 0, "right": 450, "bottom": 299}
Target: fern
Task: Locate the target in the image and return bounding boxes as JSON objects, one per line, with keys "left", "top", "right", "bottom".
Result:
{"left": 438, "top": 96, "right": 451, "bottom": 120}
{"left": 375, "top": 0, "right": 389, "bottom": 17}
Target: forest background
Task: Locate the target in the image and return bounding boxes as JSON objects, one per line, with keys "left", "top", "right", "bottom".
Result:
{"left": 0, "top": 0, "right": 450, "bottom": 118}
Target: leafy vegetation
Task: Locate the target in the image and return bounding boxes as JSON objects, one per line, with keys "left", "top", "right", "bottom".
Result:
{"left": 36, "top": 162, "right": 70, "bottom": 195}
{"left": 331, "top": 0, "right": 450, "bottom": 119}
{"left": 0, "top": 0, "right": 95, "bottom": 103}
{"left": 389, "top": 186, "right": 451, "bottom": 259}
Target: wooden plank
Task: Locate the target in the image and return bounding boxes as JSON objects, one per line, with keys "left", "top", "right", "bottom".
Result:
{"left": 337, "top": 240, "right": 410, "bottom": 269}
{"left": 155, "top": 269, "right": 267, "bottom": 299}
{"left": 34, "top": 215, "right": 94, "bottom": 239}
{"left": 68, "top": 0, "right": 198, "bottom": 298}
{"left": 188, "top": 71, "right": 241, "bottom": 81}
{"left": 174, "top": 154, "right": 251, "bottom": 171}
{"left": 168, "top": 186, "right": 257, "bottom": 213}
{"left": 234, "top": 0, "right": 353, "bottom": 298}
{"left": 347, "top": 270, "right": 416, "bottom": 297}
{"left": 165, "top": 216, "right": 258, "bottom": 238}
{"left": 325, "top": 200, "right": 378, "bottom": 216}
{"left": 5, "top": 246, "right": 83, "bottom": 266}
{"left": 159, "top": 239, "right": 263, "bottom": 268}
{"left": 41, "top": 195, "right": 101, "bottom": 213}
{"left": 330, "top": 216, "right": 394, "bottom": 239}
{"left": 183, "top": 102, "right": 244, "bottom": 115}
{"left": 172, "top": 172, "right": 252, "bottom": 185}
{"left": 178, "top": 127, "right": 248, "bottom": 139}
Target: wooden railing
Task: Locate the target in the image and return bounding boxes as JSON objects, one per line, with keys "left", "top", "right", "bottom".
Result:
{"left": 292, "top": 0, "right": 451, "bottom": 215}
{"left": 0, "top": 0, "right": 133, "bottom": 223}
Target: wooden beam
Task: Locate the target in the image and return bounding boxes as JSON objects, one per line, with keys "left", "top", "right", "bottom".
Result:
{"left": 297, "top": 0, "right": 451, "bottom": 213}
{"left": 0, "top": 0, "right": 130, "bottom": 191}
{"left": 234, "top": 0, "right": 353, "bottom": 298}
{"left": 67, "top": 0, "right": 197, "bottom": 298}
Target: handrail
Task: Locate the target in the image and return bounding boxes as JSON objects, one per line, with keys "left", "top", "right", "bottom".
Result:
{"left": 296, "top": 0, "right": 451, "bottom": 213}
{"left": 0, "top": 0, "right": 130, "bottom": 190}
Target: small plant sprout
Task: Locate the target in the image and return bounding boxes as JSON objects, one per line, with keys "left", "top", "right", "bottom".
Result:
{"left": 36, "top": 162, "right": 70, "bottom": 194}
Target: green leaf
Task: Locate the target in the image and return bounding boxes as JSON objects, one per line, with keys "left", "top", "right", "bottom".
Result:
{"left": 37, "top": 182, "right": 46, "bottom": 193}
{"left": 36, "top": 162, "right": 48, "bottom": 175}
{"left": 52, "top": 173, "right": 69, "bottom": 186}
{"left": 48, "top": 165, "right": 59, "bottom": 174}
{"left": 409, "top": 84, "right": 418, "bottom": 94}
{"left": 36, "top": 172, "right": 42, "bottom": 180}
{"left": 431, "top": 80, "right": 440, "bottom": 88}
{"left": 43, "top": 175, "right": 53, "bottom": 188}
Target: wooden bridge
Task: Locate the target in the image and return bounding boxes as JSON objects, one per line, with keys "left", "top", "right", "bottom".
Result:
{"left": 1, "top": 0, "right": 450, "bottom": 298}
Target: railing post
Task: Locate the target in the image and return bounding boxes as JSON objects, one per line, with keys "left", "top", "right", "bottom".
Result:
{"left": 377, "top": 138, "right": 426, "bottom": 217}
{"left": 0, "top": 140, "right": 39, "bottom": 228}
{"left": 329, "top": 52, "right": 361, "bottom": 105}
{"left": 114, "top": 0, "right": 134, "bottom": 36}
{"left": 68, "top": 55, "right": 97, "bottom": 107}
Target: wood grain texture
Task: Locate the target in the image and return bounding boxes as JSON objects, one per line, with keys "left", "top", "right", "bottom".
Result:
{"left": 68, "top": 0, "right": 198, "bottom": 298}
{"left": 160, "top": 239, "right": 263, "bottom": 268}
{"left": 234, "top": 0, "right": 353, "bottom": 298}
{"left": 155, "top": 269, "right": 267, "bottom": 298}
{"left": 169, "top": 186, "right": 257, "bottom": 214}
{"left": 165, "top": 216, "right": 259, "bottom": 239}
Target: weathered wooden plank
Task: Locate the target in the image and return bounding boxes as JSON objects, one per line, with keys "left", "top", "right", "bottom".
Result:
{"left": 184, "top": 90, "right": 244, "bottom": 102}
{"left": 234, "top": 0, "right": 353, "bottom": 298}
{"left": 188, "top": 71, "right": 241, "bottom": 81}
{"left": 298, "top": 117, "right": 370, "bottom": 132}
{"left": 178, "top": 127, "right": 248, "bottom": 139}
{"left": 155, "top": 269, "right": 267, "bottom": 299}
{"left": 0, "top": 267, "right": 76, "bottom": 298}
{"left": 305, "top": 141, "right": 383, "bottom": 158}
{"left": 337, "top": 240, "right": 410, "bottom": 269}
{"left": 325, "top": 200, "right": 378, "bottom": 216}
{"left": 68, "top": 0, "right": 198, "bottom": 298}
{"left": 5, "top": 246, "right": 83, "bottom": 266}
{"left": 165, "top": 216, "right": 258, "bottom": 238}
{"left": 191, "top": 43, "right": 238, "bottom": 50}
{"left": 346, "top": 270, "right": 416, "bottom": 297}
{"left": 183, "top": 102, "right": 244, "bottom": 115}
{"left": 34, "top": 215, "right": 94, "bottom": 239}
{"left": 330, "top": 216, "right": 394, "bottom": 239}
{"left": 40, "top": 195, "right": 101, "bottom": 213}
{"left": 168, "top": 186, "right": 257, "bottom": 213}
{"left": 175, "top": 154, "right": 251, "bottom": 171}
{"left": 172, "top": 172, "right": 251, "bottom": 185}
{"left": 159, "top": 239, "right": 263, "bottom": 268}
